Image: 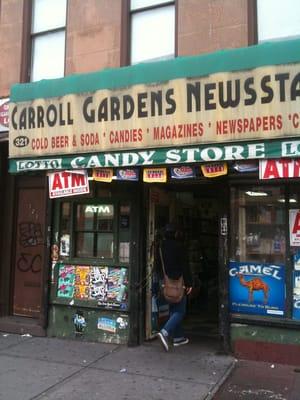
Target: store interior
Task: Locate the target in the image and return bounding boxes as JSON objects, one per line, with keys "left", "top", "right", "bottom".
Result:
{"left": 152, "top": 182, "right": 222, "bottom": 339}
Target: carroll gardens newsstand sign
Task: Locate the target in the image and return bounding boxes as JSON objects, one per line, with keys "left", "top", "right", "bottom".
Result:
{"left": 8, "top": 38, "right": 300, "bottom": 172}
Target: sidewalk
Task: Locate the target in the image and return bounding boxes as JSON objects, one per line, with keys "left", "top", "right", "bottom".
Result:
{"left": 0, "top": 333, "right": 234, "bottom": 400}
{"left": 213, "top": 359, "right": 300, "bottom": 400}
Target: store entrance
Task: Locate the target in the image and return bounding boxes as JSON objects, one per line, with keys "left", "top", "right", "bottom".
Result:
{"left": 146, "top": 183, "right": 223, "bottom": 341}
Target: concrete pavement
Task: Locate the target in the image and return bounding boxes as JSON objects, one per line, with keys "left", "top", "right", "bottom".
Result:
{"left": 0, "top": 333, "right": 234, "bottom": 400}
{"left": 213, "top": 359, "right": 300, "bottom": 400}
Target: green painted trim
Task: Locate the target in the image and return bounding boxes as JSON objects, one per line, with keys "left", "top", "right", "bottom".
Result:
{"left": 231, "top": 324, "right": 300, "bottom": 345}
{"left": 11, "top": 38, "right": 300, "bottom": 102}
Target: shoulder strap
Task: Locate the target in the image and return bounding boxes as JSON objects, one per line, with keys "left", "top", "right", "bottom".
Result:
{"left": 159, "top": 246, "right": 167, "bottom": 276}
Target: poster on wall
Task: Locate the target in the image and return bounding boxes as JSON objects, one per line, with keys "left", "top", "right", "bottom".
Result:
{"left": 229, "top": 261, "right": 285, "bottom": 317}
{"left": 293, "top": 271, "right": 300, "bottom": 320}
{"left": 57, "top": 265, "right": 75, "bottom": 298}
{"left": 56, "top": 265, "right": 128, "bottom": 309}
{"left": 289, "top": 209, "right": 300, "bottom": 246}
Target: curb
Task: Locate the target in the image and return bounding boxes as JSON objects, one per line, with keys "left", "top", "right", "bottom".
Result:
{"left": 204, "top": 360, "right": 237, "bottom": 400}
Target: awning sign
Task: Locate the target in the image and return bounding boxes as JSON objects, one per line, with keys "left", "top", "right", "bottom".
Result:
{"left": 143, "top": 168, "right": 167, "bottom": 183}
{"left": 260, "top": 158, "right": 300, "bottom": 179}
{"left": 48, "top": 170, "right": 89, "bottom": 199}
{"left": 289, "top": 209, "right": 300, "bottom": 246}
{"left": 92, "top": 168, "right": 113, "bottom": 182}
{"left": 116, "top": 168, "right": 139, "bottom": 181}
{"left": 201, "top": 162, "right": 227, "bottom": 178}
{"left": 170, "top": 166, "right": 195, "bottom": 179}
{"left": 10, "top": 139, "right": 300, "bottom": 173}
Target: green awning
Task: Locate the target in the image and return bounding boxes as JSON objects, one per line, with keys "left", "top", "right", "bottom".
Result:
{"left": 11, "top": 38, "right": 300, "bottom": 103}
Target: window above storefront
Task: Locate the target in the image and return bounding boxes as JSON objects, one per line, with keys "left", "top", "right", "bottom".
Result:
{"left": 257, "top": 0, "right": 300, "bottom": 42}
{"left": 30, "top": 0, "right": 67, "bottom": 82}
{"left": 130, "top": 0, "right": 175, "bottom": 64}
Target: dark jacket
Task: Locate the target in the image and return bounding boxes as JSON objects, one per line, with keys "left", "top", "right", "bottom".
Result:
{"left": 160, "top": 238, "right": 193, "bottom": 287}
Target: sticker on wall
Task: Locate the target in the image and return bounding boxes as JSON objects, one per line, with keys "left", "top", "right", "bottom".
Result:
{"left": 229, "top": 261, "right": 285, "bottom": 317}
{"left": 97, "top": 317, "right": 117, "bottom": 333}
{"left": 0, "top": 98, "right": 9, "bottom": 132}
{"left": 170, "top": 166, "right": 196, "bottom": 179}
{"left": 294, "top": 251, "right": 300, "bottom": 270}
{"left": 293, "top": 271, "right": 300, "bottom": 320}
{"left": 74, "top": 266, "right": 90, "bottom": 299}
{"left": 51, "top": 243, "right": 59, "bottom": 261}
{"left": 48, "top": 170, "right": 89, "bottom": 199}
{"left": 60, "top": 234, "right": 70, "bottom": 257}
{"left": 116, "top": 168, "right": 139, "bottom": 181}
{"left": 57, "top": 265, "right": 75, "bottom": 298}
{"left": 201, "top": 162, "right": 227, "bottom": 178}
{"left": 92, "top": 168, "right": 113, "bottom": 182}
{"left": 90, "top": 267, "right": 108, "bottom": 301}
{"left": 143, "top": 168, "right": 167, "bottom": 183}
{"left": 289, "top": 209, "right": 300, "bottom": 246}
{"left": 73, "top": 311, "right": 87, "bottom": 335}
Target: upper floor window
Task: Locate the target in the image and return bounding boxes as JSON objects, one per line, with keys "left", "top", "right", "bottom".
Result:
{"left": 257, "top": 0, "right": 300, "bottom": 42}
{"left": 31, "top": 0, "right": 67, "bottom": 82}
{"left": 130, "top": 0, "right": 175, "bottom": 65}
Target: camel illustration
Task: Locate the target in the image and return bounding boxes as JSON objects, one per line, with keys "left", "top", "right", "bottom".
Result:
{"left": 236, "top": 273, "right": 269, "bottom": 304}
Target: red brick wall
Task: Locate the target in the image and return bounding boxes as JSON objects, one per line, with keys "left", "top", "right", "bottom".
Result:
{"left": 0, "top": 0, "right": 25, "bottom": 96}
{"left": 177, "top": 0, "right": 249, "bottom": 56}
{"left": 65, "top": 0, "right": 123, "bottom": 75}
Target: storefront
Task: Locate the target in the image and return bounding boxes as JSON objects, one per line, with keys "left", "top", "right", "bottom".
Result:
{"left": 7, "top": 38, "right": 300, "bottom": 358}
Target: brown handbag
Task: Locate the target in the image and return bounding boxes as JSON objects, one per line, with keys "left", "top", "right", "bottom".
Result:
{"left": 159, "top": 247, "right": 185, "bottom": 303}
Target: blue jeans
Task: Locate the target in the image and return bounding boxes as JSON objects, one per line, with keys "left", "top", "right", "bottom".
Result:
{"left": 161, "top": 296, "right": 187, "bottom": 339}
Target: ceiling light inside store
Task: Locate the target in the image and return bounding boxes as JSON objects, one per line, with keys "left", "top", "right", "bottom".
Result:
{"left": 245, "top": 191, "right": 268, "bottom": 197}
{"left": 278, "top": 198, "right": 297, "bottom": 203}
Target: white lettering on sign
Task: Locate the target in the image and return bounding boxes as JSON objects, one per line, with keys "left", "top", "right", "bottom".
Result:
{"left": 85, "top": 205, "right": 112, "bottom": 214}
{"left": 260, "top": 158, "right": 300, "bottom": 179}
{"left": 229, "top": 264, "right": 282, "bottom": 280}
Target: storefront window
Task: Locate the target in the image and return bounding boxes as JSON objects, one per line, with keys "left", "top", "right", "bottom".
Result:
{"left": 231, "top": 186, "right": 286, "bottom": 264}
{"left": 74, "top": 204, "right": 114, "bottom": 259}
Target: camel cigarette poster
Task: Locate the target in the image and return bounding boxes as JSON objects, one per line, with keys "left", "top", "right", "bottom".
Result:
{"left": 229, "top": 261, "right": 285, "bottom": 317}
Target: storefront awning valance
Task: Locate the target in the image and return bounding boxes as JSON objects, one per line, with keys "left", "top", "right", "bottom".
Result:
{"left": 9, "top": 139, "right": 300, "bottom": 173}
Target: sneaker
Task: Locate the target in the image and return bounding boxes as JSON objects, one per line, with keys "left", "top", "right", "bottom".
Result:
{"left": 157, "top": 332, "right": 169, "bottom": 352}
{"left": 173, "top": 337, "right": 189, "bottom": 347}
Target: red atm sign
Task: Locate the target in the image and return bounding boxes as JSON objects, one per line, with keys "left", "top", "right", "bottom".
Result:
{"left": 260, "top": 159, "right": 300, "bottom": 179}
{"left": 48, "top": 170, "right": 89, "bottom": 199}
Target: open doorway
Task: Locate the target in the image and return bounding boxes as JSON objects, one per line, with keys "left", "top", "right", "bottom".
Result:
{"left": 146, "top": 183, "right": 222, "bottom": 341}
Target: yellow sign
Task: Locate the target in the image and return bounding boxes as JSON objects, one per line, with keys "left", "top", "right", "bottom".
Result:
{"left": 9, "top": 64, "right": 300, "bottom": 159}
{"left": 92, "top": 168, "right": 113, "bottom": 182}
{"left": 201, "top": 162, "right": 228, "bottom": 178}
{"left": 143, "top": 168, "right": 167, "bottom": 183}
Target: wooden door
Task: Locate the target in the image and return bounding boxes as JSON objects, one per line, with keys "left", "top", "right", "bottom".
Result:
{"left": 13, "top": 177, "right": 47, "bottom": 318}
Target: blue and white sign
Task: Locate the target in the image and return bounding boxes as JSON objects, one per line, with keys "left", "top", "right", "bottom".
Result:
{"left": 229, "top": 261, "right": 285, "bottom": 317}
{"left": 170, "top": 166, "right": 196, "bottom": 179}
{"left": 293, "top": 270, "right": 300, "bottom": 320}
{"left": 116, "top": 168, "right": 139, "bottom": 181}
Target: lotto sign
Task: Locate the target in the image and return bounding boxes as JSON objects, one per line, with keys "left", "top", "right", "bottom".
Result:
{"left": 201, "top": 162, "right": 227, "bottom": 178}
{"left": 289, "top": 209, "right": 300, "bottom": 246}
{"left": 48, "top": 170, "right": 89, "bottom": 199}
{"left": 143, "top": 168, "right": 167, "bottom": 183}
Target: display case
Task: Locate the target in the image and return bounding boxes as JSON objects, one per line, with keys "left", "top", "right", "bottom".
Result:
{"left": 233, "top": 187, "right": 286, "bottom": 264}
